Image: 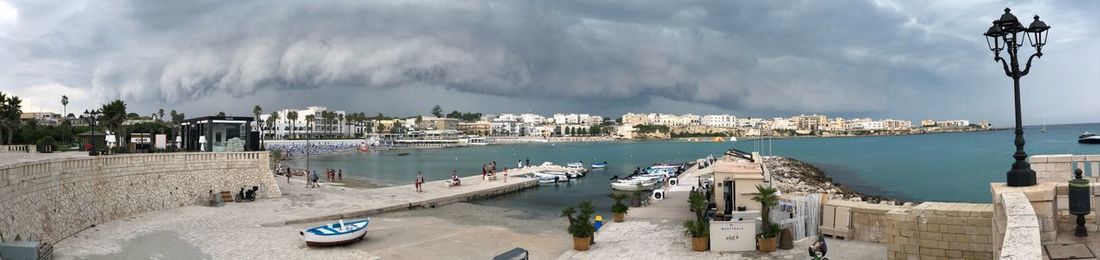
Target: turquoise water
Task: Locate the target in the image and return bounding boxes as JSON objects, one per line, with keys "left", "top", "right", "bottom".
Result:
{"left": 290, "top": 123, "right": 1100, "bottom": 217}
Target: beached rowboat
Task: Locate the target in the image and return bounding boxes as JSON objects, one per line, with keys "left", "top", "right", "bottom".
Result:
{"left": 301, "top": 219, "right": 370, "bottom": 247}
{"left": 610, "top": 179, "right": 658, "bottom": 191}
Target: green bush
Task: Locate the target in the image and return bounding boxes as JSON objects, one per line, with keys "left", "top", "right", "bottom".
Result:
{"left": 561, "top": 200, "right": 596, "bottom": 238}
{"left": 35, "top": 136, "right": 58, "bottom": 151}
{"left": 608, "top": 193, "right": 629, "bottom": 214}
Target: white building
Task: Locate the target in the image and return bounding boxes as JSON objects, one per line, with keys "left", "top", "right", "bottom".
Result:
{"left": 261, "top": 106, "right": 347, "bottom": 139}
{"left": 881, "top": 119, "right": 913, "bottom": 131}
{"left": 702, "top": 114, "right": 737, "bottom": 128}
{"left": 936, "top": 120, "right": 970, "bottom": 128}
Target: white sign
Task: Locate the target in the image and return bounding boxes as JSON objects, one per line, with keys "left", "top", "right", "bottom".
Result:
{"left": 709, "top": 220, "right": 756, "bottom": 252}
{"left": 155, "top": 134, "right": 167, "bottom": 149}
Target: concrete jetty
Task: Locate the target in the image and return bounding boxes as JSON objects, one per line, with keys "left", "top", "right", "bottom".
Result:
{"left": 265, "top": 165, "right": 575, "bottom": 226}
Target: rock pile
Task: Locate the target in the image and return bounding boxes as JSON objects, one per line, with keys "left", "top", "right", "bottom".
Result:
{"left": 764, "top": 156, "right": 900, "bottom": 204}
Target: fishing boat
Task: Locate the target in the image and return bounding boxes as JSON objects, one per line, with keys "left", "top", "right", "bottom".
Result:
{"left": 536, "top": 174, "right": 561, "bottom": 184}
{"left": 610, "top": 179, "right": 658, "bottom": 191}
{"left": 591, "top": 161, "right": 607, "bottom": 168}
{"left": 1080, "top": 132, "right": 1100, "bottom": 144}
{"left": 536, "top": 172, "right": 571, "bottom": 182}
{"left": 301, "top": 219, "right": 370, "bottom": 247}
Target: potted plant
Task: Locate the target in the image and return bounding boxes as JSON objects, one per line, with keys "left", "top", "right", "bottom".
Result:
{"left": 608, "top": 193, "right": 630, "bottom": 222}
{"left": 750, "top": 185, "right": 780, "bottom": 252}
{"left": 684, "top": 191, "right": 709, "bottom": 251}
{"left": 562, "top": 200, "right": 596, "bottom": 251}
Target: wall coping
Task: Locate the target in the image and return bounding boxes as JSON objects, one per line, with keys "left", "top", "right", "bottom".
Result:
{"left": 998, "top": 191, "right": 1042, "bottom": 260}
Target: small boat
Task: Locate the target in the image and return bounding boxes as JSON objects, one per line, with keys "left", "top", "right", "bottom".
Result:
{"left": 1080, "top": 132, "right": 1100, "bottom": 144}
{"left": 301, "top": 219, "right": 370, "bottom": 247}
{"left": 537, "top": 174, "right": 561, "bottom": 184}
{"left": 591, "top": 162, "right": 607, "bottom": 168}
{"left": 397, "top": 152, "right": 410, "bottom": 156}
{"left": 611, "top": 179, "right": 658, "bottom": 191}
{"left": 566, "top": 162, "right": 585, "bottom": 168}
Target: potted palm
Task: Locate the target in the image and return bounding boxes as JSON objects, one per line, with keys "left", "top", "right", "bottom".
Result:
{"left": 684, "top": 191, "right": 709, "bottom": 251}
{"left": 608, "top": 193, "right": 630, "bottom": 222}
{"left": 750, "top": 185, "right": 780, "bottom": 252}
{"left": 562, "top": 200, "right": 596, "bottom": 251}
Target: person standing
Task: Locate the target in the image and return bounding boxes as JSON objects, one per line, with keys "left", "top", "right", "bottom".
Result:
{"left": 482, "top": 164, "right": 488, "bottom": 180}
{"left": 491, "top": 161, "right": 497, "bottom": 172}
{"left": 338, "top": 169, "right": 342, "bottom": 181}
{"left": 286, "top": 167, "right": 292, "bottom": 184}
{"left": 525, "top": 158, "right": 530, "bottom": 168}
{"left": 503, "top": 167, "right": 508, "bottom": 183}
{"left": 415, "top": 171, "right": 425, "bottom": 192}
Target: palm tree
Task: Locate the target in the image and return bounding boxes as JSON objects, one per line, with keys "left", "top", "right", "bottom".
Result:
{"left": 252, "top": 105, "right": 263, "bottom": 146}
{"left": 286, "top": 111, "right": 299, "bottom": 139}
{"left": 268, "top": 111, "right": 279, "bottom": 139}
{"left": 305, "top": 114, "right": 316, "bottom": 139}
{"left": 337, "top": 113, "right": 345, "bottom": 138}
{"left": 61, "top": 95, "right": 69, "bottom": 144}
{"left": 100, "top": 100, "right": 128, "bottom": 151}
{"left": 157, "top": 108, "right": 165, "bottom": 122}
{"left": 0, "top": 92, "right": 23, "bottom": 144}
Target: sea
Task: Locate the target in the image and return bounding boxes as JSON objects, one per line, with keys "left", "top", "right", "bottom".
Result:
{"left": 288, "top": 123, "right": 1100, "bottom": 218}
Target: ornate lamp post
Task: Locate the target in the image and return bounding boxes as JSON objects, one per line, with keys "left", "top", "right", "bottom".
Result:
{"left": 81, "top": 109, "right": 103, "bottom": 156}
{"left": 983, "top": 8, "right": 1050, "bottom": 187}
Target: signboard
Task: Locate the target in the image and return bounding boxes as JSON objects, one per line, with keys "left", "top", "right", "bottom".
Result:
{"left": 155, "top": 134, "right": 167, "bottom": 149}
{"left": 709, "top": 220, "right": 756, "bottom": 251}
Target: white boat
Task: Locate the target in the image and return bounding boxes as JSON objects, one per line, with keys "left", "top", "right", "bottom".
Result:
{"left": 536, "top": 172, "right": 570, "bottom": 182}
{"left": 1080, "top": 132, "right": 1100, "bottom": 144}
{"left": 536, "top": 174, "right": 561, "bottom": 184}
{"left": 566, "top": 162, "right": 585, "bottom": 168}
{"left": 611, "top": 179, "right": 658, "bottom": 191}
{"left": 301, "top": 219, "right": 370, "bottom": 247}
{"left": 591, "top": 162, "right": 607, "bottom": 168}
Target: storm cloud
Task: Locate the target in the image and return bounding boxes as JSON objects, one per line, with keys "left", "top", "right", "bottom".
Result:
{"left": 1, "top": 0, "right": 1098, "bottom": 123}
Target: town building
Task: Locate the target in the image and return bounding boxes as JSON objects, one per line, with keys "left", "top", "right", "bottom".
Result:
{"left": 458, "top": 121, "right": 492, "bottom": 135}
{"left": 20, "top": 112, "right": 63, "bottom": 127}
{"left": 180, "top": 116, "right": 257, "bottom": 152}
{"left": 702, "top": 114, "right": 737, "bottom": 128}
{"left": 261, "top": 106, "right": 347, "bottom": 139}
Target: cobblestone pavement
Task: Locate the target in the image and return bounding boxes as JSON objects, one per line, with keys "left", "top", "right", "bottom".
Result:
{"left": 556, "top": 220, "right": 886, "bottom": 260}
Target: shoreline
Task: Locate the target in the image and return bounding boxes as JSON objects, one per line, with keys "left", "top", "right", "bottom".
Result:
{"left": 764, "top": 156, "right": 907, "bottom": 204}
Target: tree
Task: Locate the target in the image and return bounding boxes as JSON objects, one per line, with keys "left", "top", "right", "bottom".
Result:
{"left": 100, "top": 100, "right": 128, "bottom": 150}
{"left": 252, "top": 105, "right": 263, "bottom": 146}
{"left": 287, "top": 111, "right": 299, "bottom": 139}
{"left": 0, "top": 92, "right": 23, "bottom": 144}
{"left": 268, "top": 111, "right": 279, "bottom": 139}
{"left": 61, "top": 95, "right": 70, "bottom": 144}
{"left": 304, "top": 114, "right": 315, "bottom": 139}
{"left": 157, "top": 108, "right": 165, "bottom": 121}
{"left": 216, "top": 111, "right": 226, "bottom": 117}
{"left": 431, "top": 105, "right": 443, "bottom": 118}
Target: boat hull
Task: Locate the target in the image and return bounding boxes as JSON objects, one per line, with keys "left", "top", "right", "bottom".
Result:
{"left": 611, "top": 181, "right": 657, "bottom": 191}
{"left": 1080, "top": 137, "right": 1100, "bottom": 144}
{"left": 302, "top": 219, "right": 370, "bottom": 247}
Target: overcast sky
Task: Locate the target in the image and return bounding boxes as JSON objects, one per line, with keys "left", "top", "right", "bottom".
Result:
{"left": 0, "top": 0, "right": 1096, "bottom": 125}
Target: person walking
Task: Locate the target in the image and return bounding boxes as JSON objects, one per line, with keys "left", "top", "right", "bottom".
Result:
{"left": 415, "top": 171, "right": 425, "bottom": 192}
{"left": 309, "top": 170, "right": 320, "bottom": 188}
{"left": 286, "top": 167, "right": 292, "bottom": 184}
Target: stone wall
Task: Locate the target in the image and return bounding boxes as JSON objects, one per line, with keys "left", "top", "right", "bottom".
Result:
{"left": 996, "top": 192, "right": 1042, "bottom": 259}
{"left": 885, "top": 202, "right": 995, "bottom": 260}
{"left": 1031, "top": 154, "right": 1100, "bottom": 183}
{"left": 0, "top": 152, "right": 280, "bottom": 245}
{"left": 825, "top": 200, "right": 900, "bottom": 243}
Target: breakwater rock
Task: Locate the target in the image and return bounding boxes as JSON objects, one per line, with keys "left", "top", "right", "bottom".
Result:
{"left": 764, "top": 156, "right": 900, "bottom": 204}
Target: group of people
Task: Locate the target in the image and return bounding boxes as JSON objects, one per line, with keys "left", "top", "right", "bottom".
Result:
{"left": 279, "top": 165, "right": 343, "bottom": 189}
{"left": 481, "top": 161, "right": 510, "bottom": 183}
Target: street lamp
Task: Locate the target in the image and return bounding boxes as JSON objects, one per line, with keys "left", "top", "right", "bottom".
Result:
{"left": 983, "top": 8, "right": 1050, "bottom": 187}
{"left": 81, "top": 109, "right": 103, "bottom": 156}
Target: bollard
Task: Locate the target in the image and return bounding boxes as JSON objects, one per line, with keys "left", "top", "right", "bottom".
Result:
{"left": 1069, "top": 169, "right": 1090, "bottom": 237}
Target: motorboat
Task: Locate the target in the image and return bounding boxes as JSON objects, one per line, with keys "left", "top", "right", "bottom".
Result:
{"left": 591, "top": 161, "right": 607, "bottom": 168}
{"left": 536, "top": 174, "right": 562, "bottom": 184}
{"left": 566, "top": 162, "right": 585, "bottom": 168}
{"left": 611, "top": 179, "right": 658, "bottom": 191}
{"left": 1080, "top": 132, "right": 1100, "bottom": 144}
{"left": 301, "top": 219, "right": 370, "bottom": 247}
{"left": 536, "top": 172, "right": 572, "bottom": 182}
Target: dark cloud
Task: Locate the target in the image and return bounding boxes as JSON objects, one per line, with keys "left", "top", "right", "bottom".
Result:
{"left": 1, "top": 0, "right": 1098, "bottom": 124}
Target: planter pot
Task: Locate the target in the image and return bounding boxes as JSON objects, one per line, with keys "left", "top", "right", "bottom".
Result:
{"left": 690, "top": 236, "right": 709, "bottom": 252}
{"left": 573, "top": 236, "right": 591, "bottom": 251}
{"left": 613, "top": 212, "right": 625, "bottom": 222}
{"left": 757, "top": 236, "right": 778, "bottom": 252}
{"left": 779, "top": 228, "right": 794, "bottom": 250}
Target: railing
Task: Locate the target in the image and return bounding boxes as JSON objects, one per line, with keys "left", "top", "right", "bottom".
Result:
{"left": 0, "top": 144, "right": 35, "bottom": 153}
{"left": 997, "top": 192, "right": 1042, "bottom": 259}
{"left": 1031, "top": 154, "right": 1100, "bottom": 182}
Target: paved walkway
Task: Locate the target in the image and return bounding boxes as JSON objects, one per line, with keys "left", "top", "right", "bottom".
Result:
{"left": 53, "top": 167, "right": 565, "bottom": 259}
{"left": 556, "top": 164, "right": 887, "bottom": 260}
{"left": 0, "top": 151, "right": 88, "bottom": 166}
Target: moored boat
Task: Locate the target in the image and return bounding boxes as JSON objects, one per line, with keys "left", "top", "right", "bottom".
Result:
{"left": 591, "top": 161, "right": 607, "bottom": 168}
{"left": 301, "top": 219, "right": 370, "bottom": 247}
{"left": 566, "top": 162, "right": 585, "bottom": 168}
{"left": 1080, "top": 132, "right": 1100, "bottom": 144}
{"left": 611, "top": 179, "right": 658, "bottom": 191}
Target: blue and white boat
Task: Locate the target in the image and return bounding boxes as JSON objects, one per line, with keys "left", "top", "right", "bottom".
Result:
{"left": 300, "top": 219, "right": 370, "bottom": 247}
{"left": 591, "top": 161, "right": 608, "bottom": 168}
